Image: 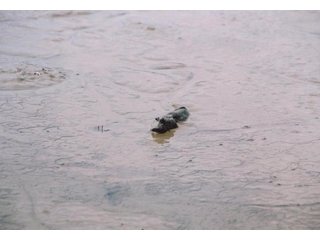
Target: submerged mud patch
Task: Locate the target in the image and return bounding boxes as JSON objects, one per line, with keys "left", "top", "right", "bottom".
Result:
{"left": 0, "top": 63, "right": 68, "bottom": 91}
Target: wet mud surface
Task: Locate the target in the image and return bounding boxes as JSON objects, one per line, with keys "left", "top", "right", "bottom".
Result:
{"left": 0, "top": 63, "right": 68, "bottom": 90}
{"left": 0, "top": 11, "right": 320, "bottom": 229}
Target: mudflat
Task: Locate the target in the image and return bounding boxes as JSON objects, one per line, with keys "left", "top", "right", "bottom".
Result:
{"left": 0, "top": 11, "right": 320, "bottom": 229}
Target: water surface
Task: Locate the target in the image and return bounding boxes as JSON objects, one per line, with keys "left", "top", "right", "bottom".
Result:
{"left": 0, "top": 11, "right": 320, "bottom": 229}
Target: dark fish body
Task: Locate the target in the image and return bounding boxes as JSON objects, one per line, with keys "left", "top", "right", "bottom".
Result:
{"left": 151, "top": 107, "right": 189, "bottom": 134}
{"left": 167, "top": 106, "right": 190, "bottom": 122}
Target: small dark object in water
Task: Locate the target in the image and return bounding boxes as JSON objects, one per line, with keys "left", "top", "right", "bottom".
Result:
{"left": 97, "top": 125, "right": 110, "bottom": 132}
{"left": 151, "top": 107, "right": 189, "bottom": 134}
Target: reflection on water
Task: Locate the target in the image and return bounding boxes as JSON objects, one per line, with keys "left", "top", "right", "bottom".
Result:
{"left": 0, "top": 11, "right": 320, "bottom": 229}
{"left": 151, "top": 130, "right": 175, "bottom": 144}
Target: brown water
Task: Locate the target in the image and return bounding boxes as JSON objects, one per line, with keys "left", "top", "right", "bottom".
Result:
{"left": 1, "top": 11, "right": 320, "bottom": 229}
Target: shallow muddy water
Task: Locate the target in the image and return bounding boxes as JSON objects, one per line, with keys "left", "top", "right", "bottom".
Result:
{"left": 1, "top": 11, "right": 320, "bottom": 229}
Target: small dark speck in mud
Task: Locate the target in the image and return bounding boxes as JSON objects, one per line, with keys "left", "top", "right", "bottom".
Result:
{"left": 262, "top": 137, "right": 267, "bottom": 140}
{"left": 219, "top": 143, "right": 223, "bottom": 146}
{"left": 247, "top": 138, "right": 254, "bottom": 141}
{"left": 242, "top": 125, "right": 251, "bottom": 129}
{"left": 97, "top": 125, "right": 110, "bottom": 132}
{"left": 146, "top": 26, "right": 155, "bottom": 31}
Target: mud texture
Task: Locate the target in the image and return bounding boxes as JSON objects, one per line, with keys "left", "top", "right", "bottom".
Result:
{"left": 0, "top": 11, "right": 320, "bottom": 229}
